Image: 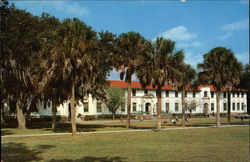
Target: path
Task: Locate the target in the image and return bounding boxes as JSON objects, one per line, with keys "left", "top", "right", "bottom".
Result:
{"left": 75, "top": 117, "right": 218, "bottom": 124}
{"left": 1, "top": 125, "right": 248, "bottom": 138}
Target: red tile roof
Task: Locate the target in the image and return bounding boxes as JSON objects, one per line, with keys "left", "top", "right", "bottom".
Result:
{"left": 109, "top": 80, "right": 247, "bottom": 92}
{"left": 109, "top": 80, "right": 172, "bottom": 90}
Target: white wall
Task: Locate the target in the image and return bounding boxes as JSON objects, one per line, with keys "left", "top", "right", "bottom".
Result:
{"left": 35, "top": 87, "right": 247, "bottom": 118}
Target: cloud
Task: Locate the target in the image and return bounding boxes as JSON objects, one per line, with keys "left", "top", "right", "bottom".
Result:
{"left": 235, "top": 52, "right": 249, "bottom": 64}
{"left": 154, "top": 26, "right": 203, "bottom": 50}
{"left": 178, "top": 41, "right": 203, "bottom": 48}
{"left": 240, "top": 0, "right": 249, "bottom": 4}
{"left": 13, "top": 1, "right": 89, "bottom": 19}
{"left": 221, "top": 19, "right": 249, "bottom": 31}
{"left": 184, "top": 51, "right": 203, "bottom": 68}
{"left": 217, "top": 32, "right": 233, "bottom": 40}
{"left": 156, "top": 26, "right": 198, "bottom": 41}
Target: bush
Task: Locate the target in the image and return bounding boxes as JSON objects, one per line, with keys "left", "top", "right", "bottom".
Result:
{"left": 170, "top": 113, "right": 228, "bottom": 118}
{"left": 83, "top": 115, "right": 97, "bottom": 121}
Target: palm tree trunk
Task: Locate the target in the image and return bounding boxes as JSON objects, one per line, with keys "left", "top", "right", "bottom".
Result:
{"left": 156, "top": 87, "right": 162, "bottom": 131}
{"left": 216, "top": 92, "right": 221, "bottom": 128}
{"left": 16, "top": 99, "right": 26, "bottom": 129}
{"left": 70, "top": 82, "right": 77, "bottom": 136}
{"left": 181, "top": 90, "right": 185, "bottom": 127}
{"left": 227, "top": 91, "right": 231, "bottom": 125}
{"left": 52, "top": 100, "right": 57, "bottom": 131}
{"left": 127, "top": 79, "right": 132, "bottom": 128}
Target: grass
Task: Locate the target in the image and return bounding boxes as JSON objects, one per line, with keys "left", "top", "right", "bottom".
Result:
{"left": 1, "top": 126, "right": 249, "bottom": 161}
{"left": 1, "top": 118, "right": 249, "bottom": 136}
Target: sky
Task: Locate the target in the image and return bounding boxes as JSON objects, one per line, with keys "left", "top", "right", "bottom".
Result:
{"left": 13, "top": 0, "right": 249, "bottom": 80}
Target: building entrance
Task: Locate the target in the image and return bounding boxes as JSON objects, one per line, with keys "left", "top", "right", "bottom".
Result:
{"left": 145, "top": 102, "right": 151, "bottom": 114}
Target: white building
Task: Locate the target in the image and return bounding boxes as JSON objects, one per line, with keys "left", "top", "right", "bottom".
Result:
{"left": 33, "top": 80, "right": 247, "bottom": 119}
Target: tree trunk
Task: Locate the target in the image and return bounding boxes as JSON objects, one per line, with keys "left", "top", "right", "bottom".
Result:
{"left": 181, "top": 90, "right": 186, "bottom": 127}
{"left": 127, "top": 79, "right": 131, "bottom": 128}
{"left": 227, "top": 91, "right": 231, "bottom": 125}
{"left": 25, "top": 96, "right": 38, "bottom": 122}
{"left": 1, "top": 109, "right": 4, "bottom": 125}
{"left": 52, "top": 100, "right": 57, "bottom": 131}
{"left": 216, "top": 92, "right": 221, "bottom": 128}
{"left": 112, "top": 113, "right": 115, "bottom": 120}
{"left": 70, "top": 82, "right": 77, "bottom": 136}
{"left": 16, "top": 100, "right": 26, "bottom": 129}
{"left": 1, "top": 100, "right": 5, "bottom": 124}
{"left": 156, "top": 87, "right": 162, "bottom": 131}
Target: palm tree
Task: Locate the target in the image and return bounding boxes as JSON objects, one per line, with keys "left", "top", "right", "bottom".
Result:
{"left": 178, "top": 64, "right": 196, "bottom": 126}
{"left": 239, "top": 64, "right": 250, "bottom": 114}
{"left": 31, "top": 13, "right": 62, "bottom": 131}
{"left": 114, "top": 32, "right": 146, "bottom": 128}
{"left": 197, "top": 47, "right": 242, "bottom": 128}
{"left": 50, "top": 18, "right": 97, "bottom": 136}
{"left": 137, "top": 37, "right": 184, "bottom": 131}
{"left": 225, "top": 56, "right": 242, "bottom": 124}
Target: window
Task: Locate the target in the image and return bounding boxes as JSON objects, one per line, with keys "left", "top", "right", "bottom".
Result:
{"left": 204, "top": 91, "right": 208, "bottom": 97}
{"left": 223, "top": 92, "right": 227, "bottom": 98}
{"left": 121, "top": 103, "right": 125, "bottom": 112}
{"left": 237, "top": 103, "right": 240, "bottom": 110}
{"left": 211, "top": 103, "right": 214, "bottom": 111}
{"left": 175, "top": 103, "right": 179, "bottom": 112}
{"left": 193, "top": 92, "right": 196, "bottom": 98}
{"left": 237, "top": 92, "right": 240, "bottom": 98}
{"left": 165, "top": 103, "right": 169, "bottom": 113}
{"left": 133, "top": 103, "right": 137, "bottom": 111}
{"left": 166, "top": 91, "right": 169, "bottom": 97}
{"left": 84, "top": 102, "right": 89, "bottom": 112}
{"left": 232, "top": 103, "right": 235, "bottom": 111}
{"left": 193, "top": 103, "right": 196, "bottom": 111}
{"left": 175, "top": 91, "right": 178, "bottom": 97}
{"left": 211, "top": 92, "right": 214, "bottom": 98}
{"left": 241, "top": 92, "right": 244, "bottom": 98}
{"left": 132, "top": 89, "right": 136, "bottom": 96}
{"left": 97, "top": 103, "right": 102, "bottom": 113}
{"left": 185, "top": 92, "right": 187, "bottom": 97}
{"left": 223, "top": 103, "right": 227, "bottom": 111}
{"left": 144, "top": 90, "right": 148, "bottom": 96}
{"left": 241, "top": 103, "right": 244, "bottom": 111}
{"left": 232, "top": 92, "right": 235, "bottom": 98}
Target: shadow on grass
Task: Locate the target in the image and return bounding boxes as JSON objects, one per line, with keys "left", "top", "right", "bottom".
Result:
{"left": 48, "top": 156, "right": 126, "bottom": 162}
{"left": 2, "top": 119, "right": 249, "bottom": 135}
{"left": 1, "top": 129, "right": 13, "bottom": 136}
{"left": 1, "top": 142, "right": 55, "bottom": 161}
{"left": 185, "top": 124, "right": 215, "bottom": 127}
{"left": 229, "top": 121, "right": 250, "bottom": 125}
{"left": 24, "top": 122, "right": 127, "bottom": 133}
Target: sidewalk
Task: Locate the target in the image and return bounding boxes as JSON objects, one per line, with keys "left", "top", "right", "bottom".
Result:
{"left": 75, "top": 117, "right": 219, "bottom": 124}
{"left": 1, "top": 125, "right": 248, "bottom": 138}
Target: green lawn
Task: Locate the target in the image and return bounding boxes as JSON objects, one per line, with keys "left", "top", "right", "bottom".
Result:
{"left": 2, "top": 126, "right": 249, "bottom": 161}
{"left": 1, "top": 118, "right": 249, "bottom": 136}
